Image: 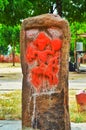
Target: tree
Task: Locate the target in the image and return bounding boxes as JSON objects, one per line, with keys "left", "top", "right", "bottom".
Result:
{"left": 0, "top": 0, "right": 33, "bottom": 65}
{"left": 0, "top": 0, "right": 86, "bottom": 25}
{"left": 70, "top": 22, "right": 86, "bottom": 57}
{"left": 0, "top": 25, "right": 9, "bottom": 55}
{"left": 12, "top": 25, "right": 20, "bottom": 66}
{"left": 0, "top": 0, "right": 86, "bottom": 64}
{"left": 0, "top": 25, "right": 20, "bottom": 65}
{"left": 29, "top": 0, "right": 53, "bottom": 15}
{"left": 0, "top": 0, "right": 33, "bottom": 26}
{"left": 56, "top": 0, "right": 62, "bottom": 16}
{"left": 0, "top": 0, "right": 9, "bottom": 11}
{"left": 62, "top": 0, "right": 86, "bottom": 22}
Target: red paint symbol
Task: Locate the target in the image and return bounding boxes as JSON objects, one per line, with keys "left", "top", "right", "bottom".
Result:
{"left": 26, "top": 32, "right": 62, "bottom": 92}
{"left": 34, "top": 32, "right": 50, "bottom": 51}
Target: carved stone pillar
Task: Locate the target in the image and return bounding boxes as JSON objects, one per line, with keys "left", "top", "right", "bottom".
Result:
{"left": 20, "top": 14, "right": 70, "bottom": 130}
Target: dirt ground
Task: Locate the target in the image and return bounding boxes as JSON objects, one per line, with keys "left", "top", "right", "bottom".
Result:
{"left": 69, "top": 71, "right": 86, "bottom": 80}
{"left": 0, "top": 63, "right": 86, "bottom": 81}
{"left": 0, "top": 63, "right": 22, "bottom": 81}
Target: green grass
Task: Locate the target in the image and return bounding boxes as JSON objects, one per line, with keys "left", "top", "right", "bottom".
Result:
{"left": 69, "top": 89, "right": 86, "bottom": 123}
{"left": 0, "top": 90, "right": 21, "bottom": 120}
{"left": 0, "top": 89, "right": 86, "bottom": 122}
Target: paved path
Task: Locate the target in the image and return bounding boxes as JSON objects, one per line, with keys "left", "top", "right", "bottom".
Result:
{"left": 0, "top": 120, "right": 21, "bottom": 130}
{"left": 0, "top": 80, "right": 22, "bottom": 91}
{"left": 0, "top": 80, "right": 86, "bottom": 91}
{"left": 0, "top": 120, "right": 86, "bottom": 130}
{"left": 0, "top": 67, "right": 22, "bottom": 91}
{"left": 71, "top": 122, "right": 86, "bottom": 130}
{"left": 69, "top": 80, "right": 86, "bottom": 90}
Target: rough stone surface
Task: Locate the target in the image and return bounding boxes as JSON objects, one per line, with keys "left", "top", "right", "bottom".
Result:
{"left": 20, "top": 14, "right": 70, "bottom": 130}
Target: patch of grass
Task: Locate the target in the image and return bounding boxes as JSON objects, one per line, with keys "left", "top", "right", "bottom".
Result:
{"left": 0, "top": 90, "right": 21, "bottom": 120}
{"left": 69, "top": 89, "right": 86, "bottom": 123}
{"left": 0, "top": 89, "right": 86, "bottom": 122}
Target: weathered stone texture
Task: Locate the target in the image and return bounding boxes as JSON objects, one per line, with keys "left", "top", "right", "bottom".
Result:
{"left": 20, "top": 14, "right": 70, "bottom": 130}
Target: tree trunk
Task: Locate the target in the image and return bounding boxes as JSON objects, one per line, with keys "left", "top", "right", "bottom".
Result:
{"left": 12, "top": 43, "right": 15, "bottom": 66}
{"left": 56, "top": 0, "right": 62, "bottom": 16}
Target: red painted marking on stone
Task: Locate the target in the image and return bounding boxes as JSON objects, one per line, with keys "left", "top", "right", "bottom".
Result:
{"left": 50, "top": 39, "right": 62, "bottom": 51}
{"left": 26, "top": 46, "right": 37, "bottom": 63}
{"left": 34, "top": 32, "right": 50, "bottom": 51}
{"left": 36, "top": 50, "right": 53, "bottom": 63}
{"left": 26, "top": 32, "right": 62, "bottom": 92}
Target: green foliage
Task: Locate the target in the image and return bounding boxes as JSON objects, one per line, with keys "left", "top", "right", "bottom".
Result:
{"left": 0, "top": 0, "right": 86, "bottom": 57}
{"left": 0, "top": 0, "right": 9, "bottom": 11}
{"left": 0, "top": 0, "right": 33, "bottom": 26}
{"left": 62, "top": 0, "right": 86, "bottom": 22}
{"left": 29, "top": 0, "right": 53, "bottom": 16}
{"left": 0, "top": 0, "right": 86, "bottom": 25}
{"left": 0, "top": 25, "right": 9, "bottom": 55}
{"left": 70, "top": 22, "right": 86, "bottom": 58}
{"left": 0, "top": 25, "right": 20, "bottom": 55}
{"left": 11, "top": 25, "right": 20, "bottom": 54}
